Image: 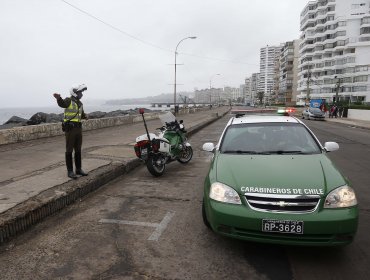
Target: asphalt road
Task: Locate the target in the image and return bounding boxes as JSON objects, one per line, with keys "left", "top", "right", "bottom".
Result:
{"left": 0, "top": 116, "right": 369, "bottom": 280}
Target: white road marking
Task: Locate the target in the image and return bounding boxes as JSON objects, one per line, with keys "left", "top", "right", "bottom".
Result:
{"left": 148, "top": 212, "right": 175, "bottom": 241}
{"left": 99, "top": 211, "right": 175, "bottom": 241}
{"left": 99, "top": 219, "right": 159, "bottom": 228}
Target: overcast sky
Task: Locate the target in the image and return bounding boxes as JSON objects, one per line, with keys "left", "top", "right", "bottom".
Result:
{"left": 0, "top": 0, "right": 309, "bottom": 107}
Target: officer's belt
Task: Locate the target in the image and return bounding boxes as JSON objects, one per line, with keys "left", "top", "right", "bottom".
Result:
{"left": 65, "top": 122, "right": 82, "bottom": 128}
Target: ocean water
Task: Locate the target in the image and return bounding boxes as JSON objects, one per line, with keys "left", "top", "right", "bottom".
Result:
{"left": 0, "top": 104, "right": 168, "bottom": 125}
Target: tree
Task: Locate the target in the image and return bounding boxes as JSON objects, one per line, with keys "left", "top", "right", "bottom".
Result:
{"left": 257, "top": 91, "right": 264, "bottom": 105}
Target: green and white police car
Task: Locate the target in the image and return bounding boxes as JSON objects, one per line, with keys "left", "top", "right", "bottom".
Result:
{"left": 202, "top": 109, "right": 358, "bottom": 246}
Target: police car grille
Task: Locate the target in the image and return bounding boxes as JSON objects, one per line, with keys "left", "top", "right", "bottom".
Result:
{"left": 244, "top": 193, "right": 320, "bottom": 213}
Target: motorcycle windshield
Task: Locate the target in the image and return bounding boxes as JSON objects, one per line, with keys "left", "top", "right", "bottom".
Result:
{"left": 159, "top": 112, "right": 176, "bottom": 125}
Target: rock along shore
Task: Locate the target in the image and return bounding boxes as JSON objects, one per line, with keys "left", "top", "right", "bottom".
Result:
{"left": 0, "top": 106, "right": 211, "bottom": 146}
{"left": 0, "top": 108, "right": 156, "bottom": 130}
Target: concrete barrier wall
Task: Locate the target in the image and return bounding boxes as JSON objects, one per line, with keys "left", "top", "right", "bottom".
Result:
{"left": 347, "top": 109, "right": 370, "bottom": 121}
{"left": 0, "top": 107, "right": 211, "bottom": 146}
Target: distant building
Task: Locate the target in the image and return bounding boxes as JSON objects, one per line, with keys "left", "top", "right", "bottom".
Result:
{"left": 251, "top": 73, "right": 260, "bottom": 104}
{"left": 259, "top": 45, "right": 281, "bottom": 103}
{"left": 244, "top": 77, "right": 252, "bottom": 104}
{"left": 279, "top": 40, "right": 301, "bottom": 105}
{"left": 297, "top": 0, "right": 370, "bottom": 105}
{"left": 239, "top": 84, "right": 246, "bottom": 103}
{"left": 224, "top": 86, "right": 240, "bottom": 103}
{"left": 194, "top": 87, "right": 233, "bottom": 105}
{"left": 194, "top": 88, "right": 211, "bottom": 104}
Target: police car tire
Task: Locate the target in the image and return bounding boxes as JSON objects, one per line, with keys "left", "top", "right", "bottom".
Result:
{"left": 202, "top": 199, "right": 211, "bottom": 229}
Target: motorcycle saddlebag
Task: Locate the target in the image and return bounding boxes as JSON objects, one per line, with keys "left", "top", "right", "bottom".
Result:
{"left": 158, "top": 138, "right": 171, "bottom": 153}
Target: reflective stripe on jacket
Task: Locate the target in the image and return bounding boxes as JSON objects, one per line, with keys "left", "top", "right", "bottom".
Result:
{"left": 64, "top": 100, "right": 82, "bottom": 122}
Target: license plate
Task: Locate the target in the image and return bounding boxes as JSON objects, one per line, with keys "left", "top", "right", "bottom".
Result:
{"left": 262, "top": 219, "right": 304, "bottom": 234}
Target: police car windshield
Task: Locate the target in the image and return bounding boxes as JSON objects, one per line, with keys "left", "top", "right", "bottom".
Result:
{"left": 220, "top": 122, "right": 321, "bottom": 154}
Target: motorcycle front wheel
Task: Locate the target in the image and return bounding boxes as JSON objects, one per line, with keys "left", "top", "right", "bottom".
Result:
{"left": 146, "top": 154, "right": 166, "bottom": 176}
{"left": 177, "top": 145, "right": 193, "bottom": 164}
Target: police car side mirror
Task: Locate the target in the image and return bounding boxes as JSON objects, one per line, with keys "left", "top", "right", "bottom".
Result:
{"left": 203, "top": 143, "right": 215, "bottom": 152}
{"left": 324, "top": 142, "right": 339, "bottom": 152}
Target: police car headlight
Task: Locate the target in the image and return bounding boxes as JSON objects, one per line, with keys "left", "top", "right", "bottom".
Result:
{"left": 324, "top": 185, "right": 357, "bottom": 208}
{"left": 209, "top": 182, "right": 241, "bottom": 204}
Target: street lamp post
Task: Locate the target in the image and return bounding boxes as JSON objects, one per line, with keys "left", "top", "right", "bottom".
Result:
{"left": 209, "top": 73, "right": 221, "bottom": 106}
{"left": 174, "top": 36, "right": 197, "bottom": 115}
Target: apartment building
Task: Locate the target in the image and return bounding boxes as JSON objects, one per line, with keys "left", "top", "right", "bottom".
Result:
{"left": 194, "top": 88, "right": 222, "bottom": 104}
{"left": 297, "top": 0, "right": 370, "bottom": 105}
{"left": 259, "top": 45, "right": 281, "bottom": 103}
{"left": 224, "top": 86, "right": 240, "bottom": 102}
{"left": 279, "top": 40, "right": 301, "bottom": 104}
{"left": 244, "top": 77, "right": 252, "bottom": 104}
{"left": 251, "top": 73, "right": 260, "bottom": 105}
{"left": 239, "top": 84, "right": 246, "bottom": 103}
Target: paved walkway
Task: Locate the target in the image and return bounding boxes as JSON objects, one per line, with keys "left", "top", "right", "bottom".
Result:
{"left": 0, "top": 107, "right": 229, "bottom": 243}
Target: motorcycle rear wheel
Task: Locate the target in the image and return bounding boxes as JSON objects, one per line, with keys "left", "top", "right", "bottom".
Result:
{"left": 146, "top": 154, "right": 165, "bottom": 177}
{"left": 177, "top": 146, "right": 193, "bottom": 164}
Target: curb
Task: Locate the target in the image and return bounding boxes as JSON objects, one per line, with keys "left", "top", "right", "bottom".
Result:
{"left": 0, "top": 110, "right": 229, "bottom": 245}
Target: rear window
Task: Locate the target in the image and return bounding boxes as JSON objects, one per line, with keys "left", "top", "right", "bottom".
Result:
{"left": 309, "top": 108, "right": 323, "bottom": 113}
{"left": 220, "top": 122, "right": 321, "bottom": 154}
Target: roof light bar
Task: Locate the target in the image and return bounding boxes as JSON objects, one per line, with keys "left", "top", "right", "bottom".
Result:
{"left": 231, "top": 109, "right": 277, "bottom": 118}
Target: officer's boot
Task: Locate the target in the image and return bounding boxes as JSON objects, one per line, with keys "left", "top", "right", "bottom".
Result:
{"left": 75, "top": 152, "right": 88, "bottom": 176}
{"left": 65, "top": 152, "right": 77, "bottom": 179}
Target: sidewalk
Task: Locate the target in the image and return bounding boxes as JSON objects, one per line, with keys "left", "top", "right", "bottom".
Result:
{"left": 325, "top": 116, "right": 370, "bottom": 130}
{"left": 0, "top": 107, "right": 229, "bottom": 244}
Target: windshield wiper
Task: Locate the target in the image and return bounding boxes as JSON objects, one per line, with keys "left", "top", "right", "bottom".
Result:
{"left": 222, "top": 150, "right": 260, "bottom": 154}
{"left": 264, "top": 150, "right": 307, "bottom": 154}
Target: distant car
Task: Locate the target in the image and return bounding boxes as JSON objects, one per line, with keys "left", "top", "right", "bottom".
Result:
{"left": 202, "top": 110, "right": 358, "bottom": 246}
{"left": 302, "top": 107, "right": 325, "bottom": 120}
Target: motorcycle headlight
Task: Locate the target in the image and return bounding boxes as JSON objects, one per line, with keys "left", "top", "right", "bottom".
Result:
{"left": 209, "top": 182, "right": 241, "bottom": 204}
{"left": 324, "top": 185, "right": 357, "bottom": 208}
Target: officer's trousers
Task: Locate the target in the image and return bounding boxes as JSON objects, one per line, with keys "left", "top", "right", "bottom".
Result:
{"left": 65, "top": 126, "right": 82, "bottom": 153}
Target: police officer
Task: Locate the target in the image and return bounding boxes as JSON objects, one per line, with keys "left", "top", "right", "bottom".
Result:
{"left": 53, "top": 84, "right": 88, "bottom": 179}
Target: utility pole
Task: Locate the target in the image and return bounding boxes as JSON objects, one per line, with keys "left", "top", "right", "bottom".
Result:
{"left": 335, "top": 76, "right": 341, "bottom": 104}
{"left": 306, "top": 64, "right": 311, "bottom": 106}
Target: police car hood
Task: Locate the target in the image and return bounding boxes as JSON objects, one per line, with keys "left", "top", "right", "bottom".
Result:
{"left": 216, "top": 153, "right": 346, "bottom": 196}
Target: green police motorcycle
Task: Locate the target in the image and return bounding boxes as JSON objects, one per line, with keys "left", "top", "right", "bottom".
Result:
{"left": 134, "top": 110, "right": 193, "bottom": 176}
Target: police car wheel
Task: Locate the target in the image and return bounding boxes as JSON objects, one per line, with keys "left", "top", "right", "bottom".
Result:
{"left": 202, "top": 199, "right": 211, "bottom": 229}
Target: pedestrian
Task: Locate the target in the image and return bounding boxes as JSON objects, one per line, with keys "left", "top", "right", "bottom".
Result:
{"left": 338, "top": 106, "right": 343, "bottom": 118}
{"left": 333, "top": 104, "right": 338, "bottom": 118}
{"left": 329, "top": 105, "right": 334, "bottom": 118}
{"left": 53, "top": 84, "right": 88, "bottom": 179}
